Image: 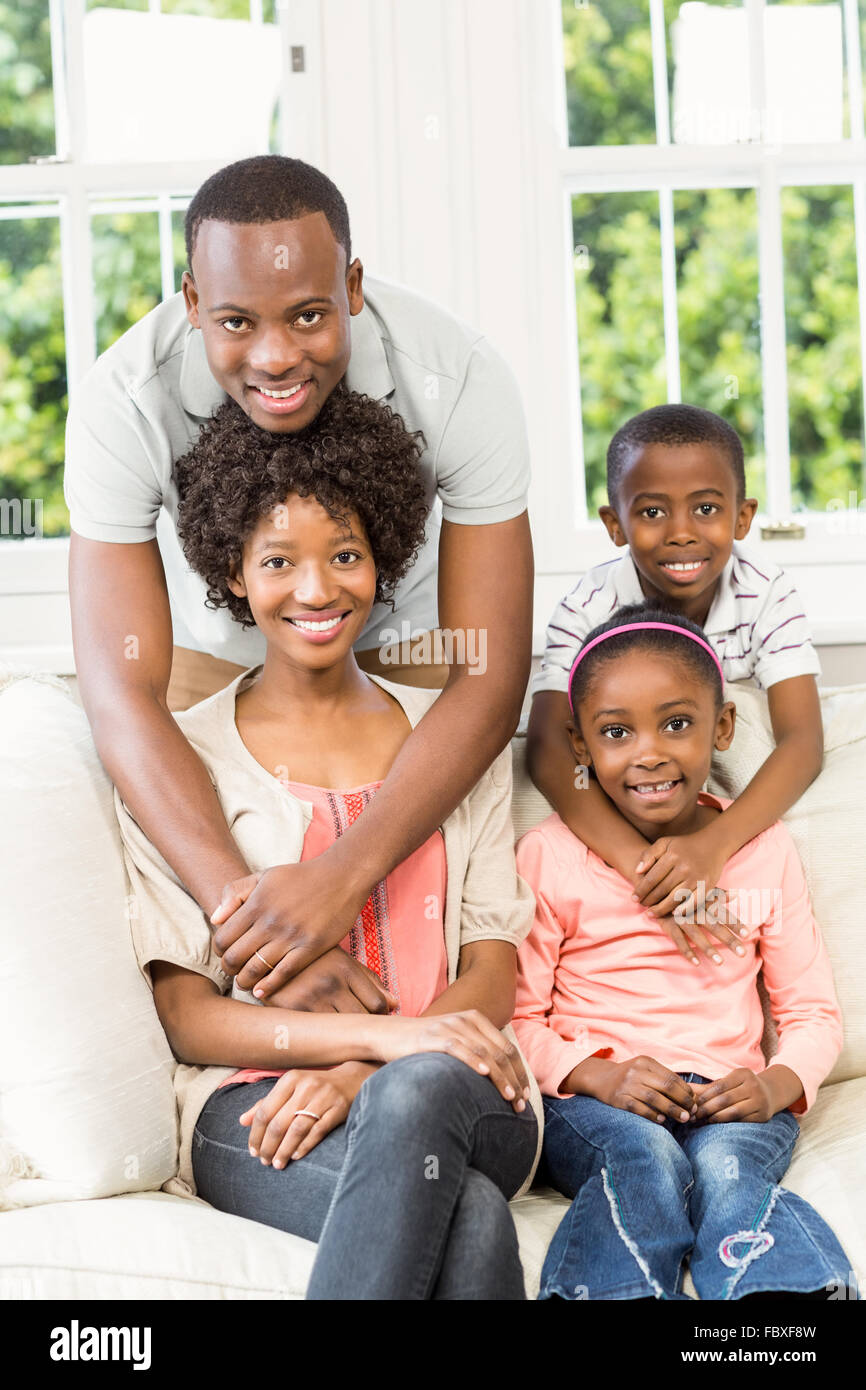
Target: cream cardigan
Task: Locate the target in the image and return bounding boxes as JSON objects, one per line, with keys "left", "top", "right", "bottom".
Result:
{"left": 115, "top": 666, "right": 544, "bottom": 1199}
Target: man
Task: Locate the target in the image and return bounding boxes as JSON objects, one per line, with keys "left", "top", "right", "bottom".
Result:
{"left": 66, "top": 155, "right": 533, "bottom": 1011}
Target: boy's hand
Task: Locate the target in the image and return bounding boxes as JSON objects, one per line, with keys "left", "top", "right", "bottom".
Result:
{"left": 240, "top": 1061, "right": 376, "bottom": 1167}
{"left": 589, "top": 1056, "right": 698, "bottom": 1124}
{"left": 651, "top": 904, "right": 747, "bottom": 968}
{"left": 632, "top": 826, "right": 749, "bottom": 964}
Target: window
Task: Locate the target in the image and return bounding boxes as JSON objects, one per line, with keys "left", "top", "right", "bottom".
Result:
{"left": 0, "top": 0, "right": 286, "bottom": 540}
{"left": 559, "top": 0, "right": 866, "bottom": 525}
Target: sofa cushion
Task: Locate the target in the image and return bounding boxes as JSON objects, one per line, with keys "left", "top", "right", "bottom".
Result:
{"left": 0, "top": 666, "right": 178, "bottom": 1208}
{"left": 707, "top": 683, "right": 866, "bottom": 1086}
{"left": 1, "top": 1077, "right": 861, "bottom": 1300}
{"left": 0, "top": 1191, "right": 315, "bottom": 1300}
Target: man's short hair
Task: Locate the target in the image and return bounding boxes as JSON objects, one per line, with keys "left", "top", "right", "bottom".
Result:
{"left": 185, "top": 154, "right": 351, "bottom": 270}
{"left": 607, "top": 403, "right": 747, "bottom": 503}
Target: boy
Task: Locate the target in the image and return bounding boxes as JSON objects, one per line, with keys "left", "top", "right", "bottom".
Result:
{"left": 527, "top": 405, "right": 823, "bottom": 965}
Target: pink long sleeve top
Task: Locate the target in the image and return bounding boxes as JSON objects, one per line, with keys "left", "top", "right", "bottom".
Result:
{"left": 512, "top": 795, "right": 842, "bottom": 1113}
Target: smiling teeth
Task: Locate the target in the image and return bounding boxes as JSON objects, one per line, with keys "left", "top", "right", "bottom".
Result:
{"left": 257, "top": 383, "right": 304, "bottom": 399}
{"left": 291, "top": 615, "right": 343, "bottom": 631}
{"left": 634, "top": 780, "right": 677, "bottom": 793}
{"left": 662, "top": 561, "right": 704, "bottom": 571}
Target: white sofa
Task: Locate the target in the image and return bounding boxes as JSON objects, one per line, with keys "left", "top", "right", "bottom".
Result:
{"left": 1, "top": 665, "right": 864, "bottom": 1300}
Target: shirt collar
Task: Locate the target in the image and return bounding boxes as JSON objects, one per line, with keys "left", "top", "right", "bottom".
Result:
{"left": 614, "top": 549, "right": 650, "bottom": 605}
{"left": 179, "top": 299, "right": 395, "bottom": 420}
{"left": 702, "top": 552, "right": 737, "bottom": 635}
{"left": 344, "top": 300, "right": 395, "bottom": 401}
{"left": 615, "top": 547, "right": 736, "bottom": 637}
{"left": 179, "top": 326, "right": 227, "bottom": 419}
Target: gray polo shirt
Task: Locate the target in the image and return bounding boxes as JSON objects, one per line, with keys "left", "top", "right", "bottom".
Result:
{"left": 64, "top": 275, "right": 530, "bottom": 665}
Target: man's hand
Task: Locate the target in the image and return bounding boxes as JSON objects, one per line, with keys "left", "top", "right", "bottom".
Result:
{"left": 692, "top": 1065, "right": 803, "bottom": 1123}
{"left": 572, "top": 1055, "right": 698, "bottom": 1124}
{"left": 210, "top": 861, "right": 371, "bottom": 998}
{"left": 262, "top": 948, "right": 397, "bottom": 1015}
{"left": 241, "top": 1061, "right": 376, "bottom": 1167}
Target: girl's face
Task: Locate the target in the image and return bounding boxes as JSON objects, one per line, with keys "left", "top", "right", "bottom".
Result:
{"left": 227, "top": 492, "right": 377, "bottom": 669}
{"left": 570, "top": 647, "right": 736, "bottom": 840}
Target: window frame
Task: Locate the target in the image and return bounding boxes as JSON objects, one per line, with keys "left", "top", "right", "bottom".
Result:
{"left": 553, "top": 0, "right": 866, "bottom": 527}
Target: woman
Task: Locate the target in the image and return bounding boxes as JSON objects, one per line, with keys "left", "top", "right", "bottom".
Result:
{"left": 115, "top": 386, "right": 542, "bottom": 1300}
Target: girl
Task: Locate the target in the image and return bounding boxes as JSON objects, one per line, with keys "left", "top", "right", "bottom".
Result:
{"left": 115, "top": 386, "right": 542, "bottom": 1300}
{"left": 512, "top": 602, "right": 855, "bottom": 1301}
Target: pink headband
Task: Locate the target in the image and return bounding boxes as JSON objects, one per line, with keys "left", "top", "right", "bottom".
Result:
{"left": 567, "top": 621, "right": 724, "bottom": 714}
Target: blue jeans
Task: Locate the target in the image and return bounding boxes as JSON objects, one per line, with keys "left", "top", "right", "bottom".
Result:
{"left": 539, "top": 1074, "right": 856, "bottom": 1301}
{"left": 192, "top": 1052, "right": 538, "bottom": 1300}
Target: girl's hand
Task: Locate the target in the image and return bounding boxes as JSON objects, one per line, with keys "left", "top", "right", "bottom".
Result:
{"left": 240, "top": 1062, "right": 375, "bottom": 1167}
{"left": 593, "top": 1056, "right": 698, "bottom": 1124}
{"left": 692, "top": 1068, "right": 779, "bottom": 1124}
{"left": 372, "top": 1011, "right": 531, "bottom": 1113}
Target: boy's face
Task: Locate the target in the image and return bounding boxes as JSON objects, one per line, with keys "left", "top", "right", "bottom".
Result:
{"left": 599, "top": 443, "right": 758, "bottom": 624}
{"left": 570, "top": 648, "right": 735, "bottom": 842}
{"left": 227, "top": 492, "right": 377, "bottom": 669}
{"left": 182, "top": 212, "right": 364, "bottom": 435}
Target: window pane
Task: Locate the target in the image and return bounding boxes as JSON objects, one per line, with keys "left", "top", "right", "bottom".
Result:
{"left": 92, "top": 207, "right": 161, "bottom": 355}
{"left": 82, "top": 7, "right": 281, "bottom": 161}
{"left": 675, "top": 187, "right": 765, "bottom": 507}
{"left": 172, "top": 206, "right": 189, "bottom": 293}
{"left": 161, "top": 1, "right": 255, "bottom": 15}
{"left": 764, "top": 0, "right": 846, "bottom": 141}
{"left": 0, "top": 214, "right": 67, "bottom": 536}
{"left": 782, "top": 185, "right": 863, "bottom": 510}
{"left": 562, "top": 2, "right": 656, "bottom": 147}
{"left": 572, "top": 193, "right": 666, "bottom": 510}
{"left": 0, "top": 1, "right": 56, "bottom": 165}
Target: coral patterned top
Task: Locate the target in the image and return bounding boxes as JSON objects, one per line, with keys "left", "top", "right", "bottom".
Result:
{"left": 220, "top": 778, "right": 449, "bottom": 1088}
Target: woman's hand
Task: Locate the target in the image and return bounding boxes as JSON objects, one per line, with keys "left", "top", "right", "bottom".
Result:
{"left": 210, "top": 861, "right": 371, "bottom": 997}
{"left": 240, "top": 1062, "right": 376, "bottom": 1167}
{"left": 372, "top": 1011, "right": 531, "bottom": 1113}
{"left": 587, "top": 1055, "right": 698, "bottom": 1124}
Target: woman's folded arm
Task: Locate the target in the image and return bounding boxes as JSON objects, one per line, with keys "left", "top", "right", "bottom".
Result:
{"left": 150, "top": 960, "right": 383, "bottom": 1069}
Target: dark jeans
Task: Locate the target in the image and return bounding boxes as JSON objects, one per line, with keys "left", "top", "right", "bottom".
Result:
{"left": 193, "top": 1052, "right": 538, "bottom": 1300}
{"left": 539, "top": 1073, "right": 856, "bottom": 1301}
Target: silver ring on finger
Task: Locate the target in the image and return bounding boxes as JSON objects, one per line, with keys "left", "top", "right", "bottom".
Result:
{"left": 293, "top": 1109, "right": 321, "bottom": 1122}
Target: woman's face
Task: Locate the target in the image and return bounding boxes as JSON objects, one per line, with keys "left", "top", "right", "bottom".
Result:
{"left": 569, "top": 647, "right": 735, "bottom": 841}
{"left": 227, "top": 492, "right": 377, "bottom": 669}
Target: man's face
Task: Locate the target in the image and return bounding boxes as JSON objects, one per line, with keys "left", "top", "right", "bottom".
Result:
{"left": 182, "top": 212, "right": 364, "bottom": 433}
{"left": 599, "top": 443, "right": 757, "bottom": 624}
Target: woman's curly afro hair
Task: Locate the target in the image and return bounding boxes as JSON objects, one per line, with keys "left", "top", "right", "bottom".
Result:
{"left": 175, "top": 384, "right": 429, "bottom": 630}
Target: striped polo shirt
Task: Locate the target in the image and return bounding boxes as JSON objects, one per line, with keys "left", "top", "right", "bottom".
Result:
{"left": 532, "top": 539, "right": 821, "bottom": 697}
